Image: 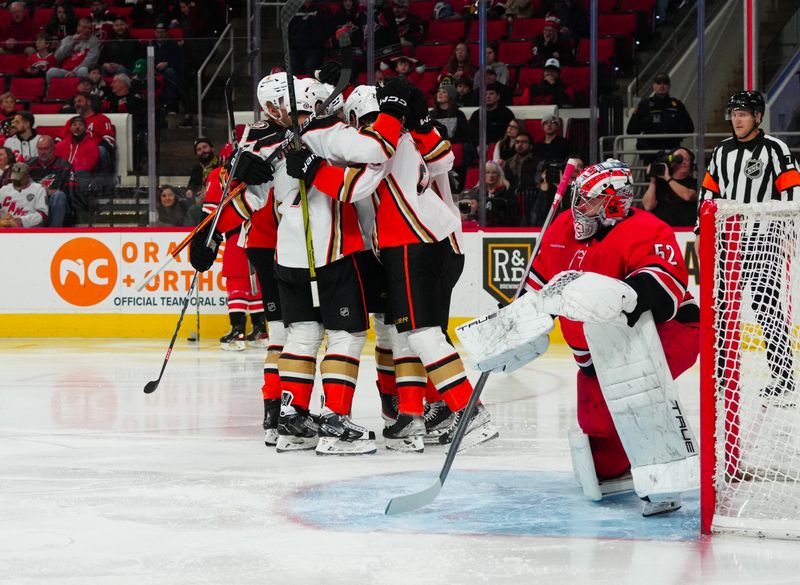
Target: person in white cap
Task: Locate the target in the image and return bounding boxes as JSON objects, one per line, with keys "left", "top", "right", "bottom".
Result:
{"left": 0, "top": 162, "right": 48, "bottom": 228}
{"left": 529, "top": 58, "right": 573, "bottom": 107}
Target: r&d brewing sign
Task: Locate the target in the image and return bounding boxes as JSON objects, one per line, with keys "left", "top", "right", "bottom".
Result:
{"left": 482, "top": 237, "right": 535, "bottom": 305}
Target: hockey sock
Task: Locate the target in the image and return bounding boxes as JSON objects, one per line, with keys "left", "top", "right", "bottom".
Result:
{"left": 321, "top": 330, "right": 366, "bottom": 415}
{"left": 277, "top": 321, "right": 324, "bottom": 410}
{"left": 226, "top": 276, "right": 250, "bottom": 316}
{"left": 374, "top": 316, "right": 398, "bottom": 396}
{"left": 408, "top": 326, "right": 472, "bottom": 412}
{"left": 250, "top": 310, "right": 266, "bottom": 329}
{"left": 228, "top": 311, "right": 246, "bottom": 329}
{"left": 424, "top": 379, "right": 439, "bottom": 404}
{"left": 262, "top": 320, "right": 286, "bottom": 400}
{"left": 394, "top": 357, "right": 426, "bottom": 415}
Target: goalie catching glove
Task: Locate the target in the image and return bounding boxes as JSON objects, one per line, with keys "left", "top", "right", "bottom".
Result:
{"left": 285, "top": 147, "right": 325, "bottom": 184}
{"left": 189, "top": 223, "right": 222, "bottom": 272}
{"left": 231, "top": 150, "right": 273, "bottom": 185}
{"left": 537, "top": 271, "right": 638, "bottom": 324}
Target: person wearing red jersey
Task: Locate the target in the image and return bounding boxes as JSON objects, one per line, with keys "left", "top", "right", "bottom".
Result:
{"left": 458, "top": 159, "right": 700, "bottom": 516}
{"left": 25, "top": 34, "right": 57, "bottom": 76}
{"left": 56, "top": 116, "right": 100, "bottom": 173}
{"left": 65, "top": 93, "right": 116, "bottom": 173}
{"left": 287, "top": 81, "right": 499, "bottom": 453}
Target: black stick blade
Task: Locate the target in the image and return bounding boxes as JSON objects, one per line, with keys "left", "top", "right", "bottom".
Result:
{"left": 143, "top": 380, "right": 160, "bottom": 394}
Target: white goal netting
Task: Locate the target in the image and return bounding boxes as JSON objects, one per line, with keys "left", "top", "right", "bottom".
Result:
{"left": 708, "top": 200, "right": 800, "bottom": 539}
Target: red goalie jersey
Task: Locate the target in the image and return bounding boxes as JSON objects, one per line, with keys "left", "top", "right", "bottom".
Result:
{"left": 525, "top": 208, "right": 699, "bottom": 369}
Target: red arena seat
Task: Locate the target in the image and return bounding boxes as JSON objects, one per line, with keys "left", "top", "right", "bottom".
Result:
{"left": 0, "top": 53, "right": 27, "bottom": 75}
{"left": 426, "top": 20, "right": 466, "bottom": 43}
{"left": 577, "top": 38, "right": 616, "bottom": 66}
{"left": 466, "top": 19, "right": 508, "bottom": 42}
{"left": 509, "top": 18, "right": 546, "bottom": 40}
{"left": 516, "top": 67, "right": 543, "bottom": 90}
{"left": 45, "top": 77, "right": 80, "bottom": 102}
{"left": 408, "top": 1, "right": 435, "bottom": 20}
{"left": 31, "top": 103, "right": 64, "bottom": 114}
{"left": 499, "top": 40, "right": 533, "bottom": 66}
{"left": 415, "top": 43, "right": 455, "bottom": 68}
{"left": 10, "top": 76, "right": 45, "bottom": 101}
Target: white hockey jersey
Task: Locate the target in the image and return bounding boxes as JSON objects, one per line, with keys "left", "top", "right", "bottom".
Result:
{"left": 0, "top": 180, "right": 47, "bottom": 227}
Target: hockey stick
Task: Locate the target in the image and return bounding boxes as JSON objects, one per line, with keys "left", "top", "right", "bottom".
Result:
{"left": 225, "top": 49, "right": 260, "bottom": 144}
{"left": 144, "top": 271, "right": 199, "bottom": 394}
{"left": 385, "top": 158, "right": 580, "bottom": 515}
{"left": 136, "top": 126, "right": 253, "bottom": 292}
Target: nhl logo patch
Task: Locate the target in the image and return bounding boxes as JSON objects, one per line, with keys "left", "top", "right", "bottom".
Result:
{"left": 26, "top": 193, "right": 34, "bottom": 201}
{"left": 744, "top": 158, "right": 764, "bottom": 179}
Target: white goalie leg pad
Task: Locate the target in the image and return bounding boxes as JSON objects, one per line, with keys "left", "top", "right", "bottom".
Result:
{"left": 536, "top": 270, "right": 637, "bottom": 324}
{"left": 455, "top": 292, "right": 554, "bottom": 373}
{"left": 584, "top": 311, "right": 699, "bottom": 500}
{"left": 568, "top": 429, "right": 635, "bottom": 501}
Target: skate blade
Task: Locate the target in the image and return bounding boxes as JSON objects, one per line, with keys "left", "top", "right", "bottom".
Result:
{"left": 315, "top": 436, "right": 378, "bottom": 456}
{"left": 422, "top": 429, "right": 449, "bottom": 444}
{"left": 264, "top": 429, "right": 279, "bottom": 447}
{"left": 642, "top": 501, "right": 682, "bottom": 517}
{"left": 385, "top": 436, "right": 424, "bottom": 453}
{"left": 220, "top": 342, "right": 246, "bottom": 352}
{"left": 275, "top": 435, "right": 319, "bottom": 452}
{"left": 450, "top": 423, "right": 500, "bottom": 453}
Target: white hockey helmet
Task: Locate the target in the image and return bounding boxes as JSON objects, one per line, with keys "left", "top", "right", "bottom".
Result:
{"left": 343, "top": 85, "right": 379, "bottom": 127}
{"left": 257, "top": 72, "right": 288, "bottom": 120}
{"left": 571, "top": 159, "right": 634, "bottom": 240}
{"left": 284, "top": 78, "right": 343, "bottom": 116}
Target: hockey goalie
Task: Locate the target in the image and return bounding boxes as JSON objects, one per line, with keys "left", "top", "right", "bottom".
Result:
{"left": 457, "top": 160, "right": 700, "bottom": 516}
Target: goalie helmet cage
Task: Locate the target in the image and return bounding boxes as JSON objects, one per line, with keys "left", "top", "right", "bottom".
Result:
{"left": 699, "top": 199, "right": 800, "bottom": 540}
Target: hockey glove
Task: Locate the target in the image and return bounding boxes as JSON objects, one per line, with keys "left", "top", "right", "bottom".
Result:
{"left": 189, "top": 225, "right": 222, "bottom": 272}
{"left": 376, "top": 77, "right": 413, "bottom": 123}
{"left": 316, "top": 61, "right": 342, "bottom": 86}
{"left": 285, "top": 147, "right": 325, "bottom": 184}
{"left": 231, "top": 150, "right": 273, "bottom": 185}
{"left": 409, "top": 86, "right": 432, "bottom": 131}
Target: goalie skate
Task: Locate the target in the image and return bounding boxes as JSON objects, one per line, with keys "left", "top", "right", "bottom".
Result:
{"left": 438, "top": 404, "right": 499, "bottom": 451}
{"left": 423, "top": 401, "right": 455, "bottom": 444}
{"left": 642, "top": 495, "right": 682, "bottom": 517}
{"left": 276, "top": 393, "right": 319, "bottom": 452}
{"left": 263, "top": 398, "right": 280, "bottom": 447}
{"left": 383, "top": 414, "right": 425, "bottom": 453}
{"left": 760, "top": 381, "right": 797, "bottom": 409}
{"left": 315, "top": 409, "right": 377, "bottom": 456}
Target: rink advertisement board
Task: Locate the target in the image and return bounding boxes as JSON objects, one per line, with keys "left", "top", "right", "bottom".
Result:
{"left": 0, "top": 228, "right": 699, "bottom": 338}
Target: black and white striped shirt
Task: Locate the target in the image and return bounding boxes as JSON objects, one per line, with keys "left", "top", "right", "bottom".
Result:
{"left": 701, "top": 130, "right": 800, "bottom": 203}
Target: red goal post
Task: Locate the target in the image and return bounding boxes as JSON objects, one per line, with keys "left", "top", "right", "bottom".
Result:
{"left": 700, "top": 198, "right": 800, "bottom": 539}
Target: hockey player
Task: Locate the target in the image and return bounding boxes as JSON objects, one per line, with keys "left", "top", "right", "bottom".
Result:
{"left": 457, "top": 159, "right": 700, "bottom": 516}
{"left": 700, "top": 90, "right": 800, "bottom": 404}
{"left": 286, "top": 80, "right": 499, "bottom": 452}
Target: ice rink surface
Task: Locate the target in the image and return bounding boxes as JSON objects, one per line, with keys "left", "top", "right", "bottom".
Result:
{"left": 3, "top": 337, "right": 800, "bottom": 585}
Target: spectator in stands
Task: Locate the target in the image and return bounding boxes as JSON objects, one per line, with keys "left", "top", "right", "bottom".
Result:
{"left": 443, "top": 43, "right": 475, "bottom": 81}
{"left": 178, "top": 0, "right": 220, "bottom": 126}
{"left": 153, "top": 21, "right": 182, "bottom": 115}
{"left": 533, "top": 114, "right": 569, "bottom": 162}
{"left": 47, "top": 18, "right": 101, "bottom": 82}
{"left": 46, "top": 3, "right": 79, "bottom": 46}
{"left": 485, "top": 42, "right": 509, "bottom": 86}
{"left": 71, "top": 92, "right": 115, "bottom": 173}
{"left": 0, "top": 92, "right": 16, "bottom": 120}
{"left": 504, "top": 0, "right": 534, "bottom": 21}
{"left": 0, "top": 146, "right": 15, "bottom": 186}
{"left": 186, "top": 137, "right": 218, "bottom": 199}
{"left": 156, "top": 185, "right": 186, "bottom": 226}
{"left": 492, "top": 118, "right": 523, "bottom": 164}
{"left": 389, "top": 55, "right": 422, "bottom": 78}
{"left": 5, "top": 111, "right": 40, "bottom": 162}
{"left": 546, "top": 0, "right": 587, "bottom": 45}
{"left": 287, "top": 0, "right": 333, "bottom": 75}
{"left": 529, "top": 156, "right": 585, "bottom": 226}
{"left": 641, "top": 146, "right": 698, "bottom": 226}
{"left": 90, "top": 0, "right": 116, "bottom": 41}
{"left": 431, "top": 82, "right": 471, "bottom": 144}
{"left": 454, "top": 76, "right": 477, "bottom": 107}
{"left": 0, "top": 162, "right": 48, "bottom": 228}
{"left": 1, "top": 2, "right": 37, "bottom": 55}
{"left": 333, "top": 0, "right": 366, "bottom": 50}
{"left": 28, "top": 134, "right": 76, "bottom": 228}
{"left": 504, "top": 130, "right": 538, "bottom": 224}
{"left": 107, "top": 74, "right": 146, "bottom": 135}
{"left": 86, "top": 65, "right": 110, "bottom": 99}
{"left": 25, "top": 33, "right": 56, "bottom": 76}
{"left": 56, "top": 116, "right": 100, "bottom": 174}
{"left": 100, "top": 16, "right": 144, "bottom": 76}
{"left": 529, "top": 58, "right": 573, "bottom": 107}
{"left": 483, "top": 67, "right": 513, "bottom": 105}
{"left": 626, "top": 73, "right": 694, "bottom": 162}
{"left": 469, "top": 82, "right": 515, "bottom": 143}
{"left": 529, "top": 12, "right": 574, "bottom": 68}
{"left": 387, "top": 0, "right": 425, "bottom": 50}
{"left": 461, "top": 161, "right": 516, "bottom": 226}
{"left": 129, "top": 0, "right": 158, "bottom": 28}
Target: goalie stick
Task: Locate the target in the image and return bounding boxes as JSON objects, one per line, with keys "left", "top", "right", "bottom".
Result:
{"left": 384, "top": 158, "right": 580, "bottom": 515}
{"left": 144, "top": 272, "right": 199, "bottom": 394}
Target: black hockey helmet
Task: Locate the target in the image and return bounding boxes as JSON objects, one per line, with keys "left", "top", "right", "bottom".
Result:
{"left": 725, "top": 90, "right": 765, "bottom": 119}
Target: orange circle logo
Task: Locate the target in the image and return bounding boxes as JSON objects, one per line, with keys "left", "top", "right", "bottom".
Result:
{"left": 50, "top": 237, "right": 118, "bottom": 306}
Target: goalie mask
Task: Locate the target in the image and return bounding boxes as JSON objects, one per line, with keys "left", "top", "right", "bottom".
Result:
{"left": 257, "top": 72, "right": 288, "bottom": 121}
{"left": 344, "top": 85, "right": 379, "bottom": 127}
{"left": 571, "top": 159, "right": 634, "bottom": 240}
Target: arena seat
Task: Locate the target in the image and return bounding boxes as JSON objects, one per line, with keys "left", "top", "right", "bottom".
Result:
{"left": 416, "top": 43, "right": 455, "bottom": 69}
{"left": 30, "top": 103, "right": 65, "bottom": 114}
{"left": 509, "top": 18, "right": 546, "bottom": 40}
{"left": 45, "top": 77, "right": 80, "bottom": 102}
{"left": 523, "top": 119, "right": 547, "bottom": 143}
{"left": 466, "top": 19, "right": 508, "bottom": 42}
{"left": 0, "top": 53, "right": 26, "bottom": 75}
{"left": 10, "top": 76, "right": 45, "bottom": 101}
{"left": 426, "top": 20, "right": 466, "bottom": 43}
{"left": 516, "top": 67, "right": 543, "bottom": 91}
{"left": 499, "top": 40, "right": 533, "bottom": 66}
{"left": 577, "top": 38, "right": 616, "bottom": 66}
{"left": 408, "top": 1, "right": 435, "bottom": 20}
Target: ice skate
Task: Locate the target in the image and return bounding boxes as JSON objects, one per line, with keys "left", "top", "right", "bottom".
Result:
{"left": 263, "top": 398, "right": 280, "bottom": 447}
{"left": 276, "top": 394, "right": 319, "bottom": 452}
{"left": 383, "top": 413, "right": 425, "bottom": 453}
{"left": 423, "top": 400, "right": 455, "bottom": 444}
{"left": 220, "top": 325, "right": 246, "bottom": 351}
{"left": 247, "top": 317, "right": 269, "bottom": 349}
{"left": 438, "top": 403, "right": 499, "bottom": 451}
{"left": 759, "top": 380, "right": 796, "bottom": 408}
{"left": 315, "top": 408, "right": 377, "bottom": 456}
{"left": 641, "top": 495, "right": 682, "bottom": 517}
{"left": 379, "top": 387, "right": 399, "bottom": 427}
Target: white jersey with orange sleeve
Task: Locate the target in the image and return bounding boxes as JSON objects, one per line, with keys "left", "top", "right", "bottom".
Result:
{"left": 525, "top": 208, "right": 698, "bottom": 369}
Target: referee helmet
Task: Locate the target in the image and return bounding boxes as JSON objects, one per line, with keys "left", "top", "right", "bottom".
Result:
{"left": 725, "top": 90, "right": 765, "bottom": 120}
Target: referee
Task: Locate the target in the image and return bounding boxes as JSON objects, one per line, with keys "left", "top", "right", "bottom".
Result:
{"left": 701, "top": 90, "right": 800, "bottom": 402}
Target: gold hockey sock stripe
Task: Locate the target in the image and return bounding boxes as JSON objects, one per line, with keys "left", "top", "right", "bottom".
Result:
{"left": 426, "top": 352, "right": 467, "bottom": 389}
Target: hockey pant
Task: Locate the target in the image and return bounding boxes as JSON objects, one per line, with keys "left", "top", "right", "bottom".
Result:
{"left": 577, "top": 319, "right": 699, "bottom": 479}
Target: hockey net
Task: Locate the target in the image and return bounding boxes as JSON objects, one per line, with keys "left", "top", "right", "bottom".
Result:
{"left": 700, "top": 199, "right": 800, "bottom": 539}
